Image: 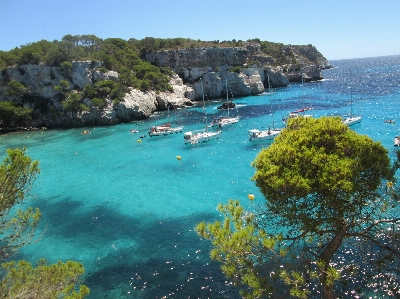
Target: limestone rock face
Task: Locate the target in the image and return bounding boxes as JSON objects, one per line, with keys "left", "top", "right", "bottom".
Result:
{"left": 70, "top": 61, "right": 93, "bottom": 89}
{"left": 187, "top": 68, "right": 264, "bottom": 101}
{"left": 265, "top": 68, "right": 290, "bottom": 87}
{"left": 3, "top": 64, "right": 63, "bottom": 99}
{"left": 117, "top": 89, "right": 157, "bottom": 120}
{"left": 144, "top": 43, "right": 330, "bottom": 90}
{"left": 146, "top": 46, "right": 249, "bottom": 69}
{"left": 144, "top": 44, "right": 291, "bottom": 98}
{"left": 0, "top": 61, "right": 121, "bottom": 100}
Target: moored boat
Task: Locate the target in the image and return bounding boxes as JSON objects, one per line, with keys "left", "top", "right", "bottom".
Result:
{"left": 248, "top": 128, "right": 280, "bottom": 141}
{"left": 184, "top": 78, "right": 222, "bottom": 145}
{"left": 342, "top": 116, "right": 362, "bottom": 126}
{"left": 184, "top": 129, "right": 221, "bottom": 144}
{"left": 209, "top": 78, "right": 239, "bottom": 127}
{"left": 249, "top": 74, "right": 282, "bottom": 142}
{"left": 148, "top": 94, "right": 184, "bottom": 137}
{"left": 342, "top": 67, "right": 362, "bottom": 126}
{"left": 282, "top": 74, "right": 313, "bottom": 123}
{"left": 148, "top": 124, "right": 183, "bottom": 136}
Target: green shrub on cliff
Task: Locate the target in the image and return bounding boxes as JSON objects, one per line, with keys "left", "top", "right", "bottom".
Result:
{"left": 6, "top": 80, "right": 28, "bottom": 97}
{"left": 61, "top": 92, "right": 89, "bottom": 117}
{"left": 91, "top": 97, "right": 107, "bottom": 109}
{"left": 83, "top": 80, "right": 128, "bottom": 103}
{"left": 228, "top": 66, "right": 242, "bottom": 73}
{"left": 54, "top": 79, "right": 71, "bottom": 93}
{"left": 60, "top": 61, "right": 73, "bottom": 73}
{"left": 0, "top": 102, "right": 32, "bottom": 127}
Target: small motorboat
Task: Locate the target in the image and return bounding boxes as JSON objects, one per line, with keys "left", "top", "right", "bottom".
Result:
{"left": 217, "top": 101, "right": 235, "bottom": 110}
{"left": 385, "top": 120, "right": 396, "bottom": 124}
{"left": 130, "top": 129, "right": 138, "bottom": 133}
{"left": 82, "top": 130, "right": 90, "bottom": 134}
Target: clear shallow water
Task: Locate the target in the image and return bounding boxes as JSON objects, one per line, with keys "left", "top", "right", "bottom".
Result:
{"left": 1, "top": 55, "right": 399, "bottom": 298}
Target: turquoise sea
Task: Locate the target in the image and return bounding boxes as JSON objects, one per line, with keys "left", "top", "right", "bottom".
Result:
{"left": 1, "top": 55, "right": 399, "bottom": 298}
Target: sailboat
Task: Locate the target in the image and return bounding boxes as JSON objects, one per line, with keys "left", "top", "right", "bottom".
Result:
{"left": 248, "top": 74, "right": 281, "bottom": 141}
{"left": 342, "top": 67, "right": 362, "bottom": 126}
{"left": 282, "top": 73, "right": 313, "bottom": 123}
{"left": 183, "top": 78, "right": 222, "bottom": 144}
{"left": 209, "top": 78, "right": 240, "bottom": 127}
{"left": 148, "top": 93, "right": 184, "bottom": 137}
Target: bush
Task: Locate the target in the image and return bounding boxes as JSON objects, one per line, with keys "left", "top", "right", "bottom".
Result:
{"left": 228, "top": 66, "right": 241, "bottom": 73}
{"left": 60, "top": 61, "right": 72, "bottom": 73}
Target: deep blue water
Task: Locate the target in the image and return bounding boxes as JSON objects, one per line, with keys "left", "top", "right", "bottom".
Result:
{"left": 1, "top": 55, "right": 399, "bottom": 298}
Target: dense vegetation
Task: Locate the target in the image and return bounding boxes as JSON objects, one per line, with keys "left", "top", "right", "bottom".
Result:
{"left": 0, "top": 35, "right": 312, "bottom": 71}
{"left": 0, "top": 148, "right": 89, "bottom": 298}
{"left": 197, "top": 117, "right": 400, "bottom": 298}
{"left": 0, "top": 35, "right": 174, "bottom": 94}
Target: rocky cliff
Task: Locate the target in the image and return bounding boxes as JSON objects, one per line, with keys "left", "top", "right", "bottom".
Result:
{"left": 144, "top": 43, "right": 331, "bottom": 93}
{"left": 0, "top": 62, "right": 193, "bottom": 129}
{"left": 0, "top": 42, "right": 331, "bottom": 130}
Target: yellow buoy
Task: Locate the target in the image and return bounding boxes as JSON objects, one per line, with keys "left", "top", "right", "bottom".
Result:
{"left": 137, "top": 140, "right": 142, "bottom": 143}
{"left": 248, "top": 194, "right": 255, "bottom": 200}
{"left": 176, "top": 156, "right": 182, "bottom": 160}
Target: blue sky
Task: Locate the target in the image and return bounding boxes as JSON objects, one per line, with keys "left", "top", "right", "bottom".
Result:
{"left": 0, "top": 0, "right": 399, "bottom": 61}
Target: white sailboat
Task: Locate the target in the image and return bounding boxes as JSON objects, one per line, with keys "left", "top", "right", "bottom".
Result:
{"left": 209, "top": 78, "right": 240, "bottom": 127}
{"left": 148, "top": 94, "right": 184, "bottom": 137}
{"left": 248, "top": 74, "right": 281, "bottom": 141}
{"left": 184, "top": 78, "right": 221, "bottom": 144}
{"left": 342, "top": 67, "right": 362, "bottom": 126}
{"left": 282, "top": 73, "right": 313, "bottom": 123}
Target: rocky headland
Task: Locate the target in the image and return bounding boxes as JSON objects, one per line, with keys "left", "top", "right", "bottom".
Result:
{"left": 0, "top": 42, "right": 331, "bottom": 131}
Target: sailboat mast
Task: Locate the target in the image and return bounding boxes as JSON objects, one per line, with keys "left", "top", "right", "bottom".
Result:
{"left": 268, "top": 74, "right": 275, "bottom": 129}
{"left": 200, "top": 78, "right": 208, "bottom": 129}
{"left": 302, "top": 73, "right": 305, "bottom": 107}
{"left": 226, "top": 78, "right": 230, "bottom": 116}
{"left": 350, "top": 67, "right": 353, "bottom": 117}
{"left": 166, "top": 91, "right": 171, "bottom": 125}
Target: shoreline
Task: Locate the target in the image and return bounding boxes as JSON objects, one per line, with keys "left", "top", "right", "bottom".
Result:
{"left": 0, "top": 126, "right": 46, "bottom": 135}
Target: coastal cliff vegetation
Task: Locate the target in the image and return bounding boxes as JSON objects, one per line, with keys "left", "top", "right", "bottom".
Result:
{"left": 0, "top": 35, "right": 328, "bottom": 131}
{"left": 0, "top": 35, "right": 320, "bottom": 70}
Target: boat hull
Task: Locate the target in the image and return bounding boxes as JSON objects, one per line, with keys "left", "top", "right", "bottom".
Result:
{"left": 248, "top": 129, "right": 280, "bottom": 141}
{"left": 184, "top": 130, "right": 221, "bottom": 144}
{"left": 209, "top": 116, "right": 240, "bottom": 127}
{"left": 148, "top": 126, "right": 184, "bottom": 136}
{"left": 342, "top": 116, "right": 362, "bottom": 126}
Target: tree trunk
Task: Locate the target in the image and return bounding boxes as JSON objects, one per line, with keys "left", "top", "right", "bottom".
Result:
{"left": 319, "top": 226, "right": 347, "bottom": 299}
